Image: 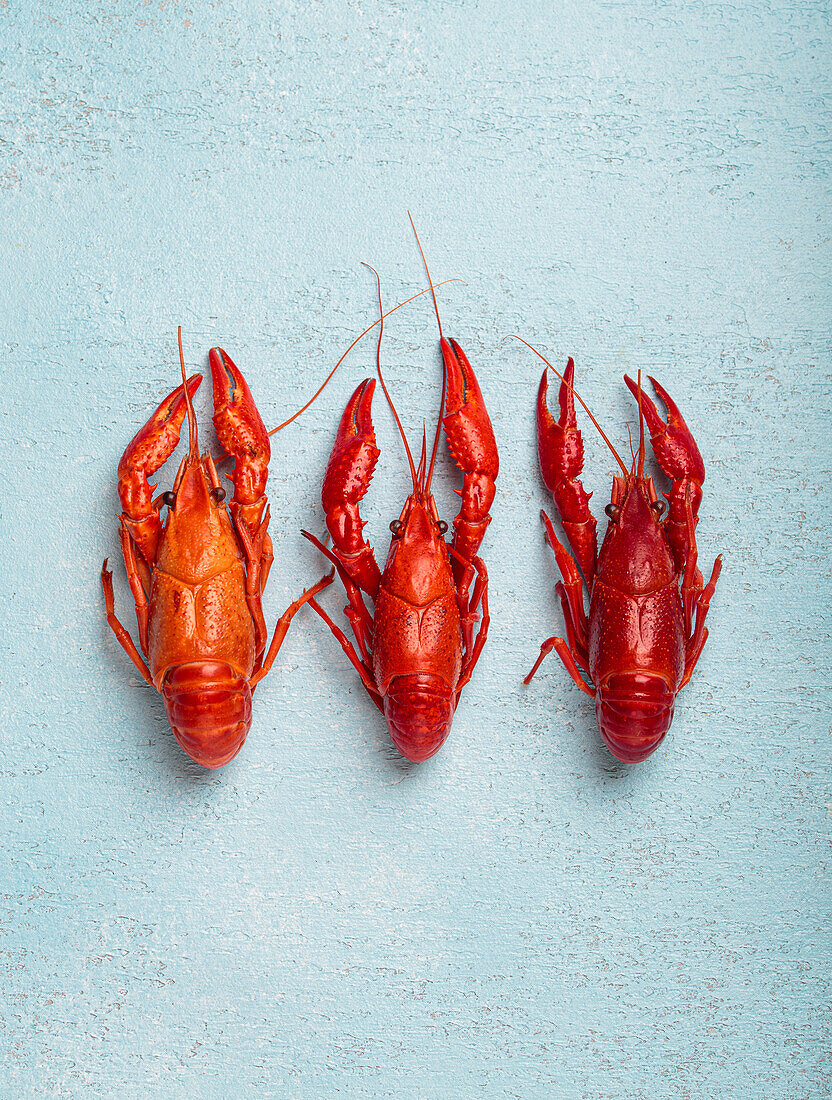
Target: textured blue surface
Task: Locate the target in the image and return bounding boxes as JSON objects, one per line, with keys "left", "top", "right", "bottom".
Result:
{"left": 1, "top": 2, "right": 830, "bottom": 1096}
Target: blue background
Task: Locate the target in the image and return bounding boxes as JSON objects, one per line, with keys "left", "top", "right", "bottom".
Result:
{"left": 1, "top": 1, "right": 830, "bottom": 1096}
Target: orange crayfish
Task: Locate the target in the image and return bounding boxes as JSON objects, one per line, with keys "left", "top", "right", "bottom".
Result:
{"left": 520, "top": 343, "right": 722, "bottom": 763}
{"left": 101, "top": 330, "right": 331, "bottom": 768}
{"left": 304, "top": 238, "right": 499, "bottom": 762}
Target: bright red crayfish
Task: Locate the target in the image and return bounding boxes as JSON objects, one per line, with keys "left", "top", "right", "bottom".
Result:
{"left": 101, "top": 330, "right": 331, "bottom": 768}
{"left": 304, "top": 246, "right": 499, "bottom": 762}
{"left": 520, "top": 344, "right": 722, "bottom": 763}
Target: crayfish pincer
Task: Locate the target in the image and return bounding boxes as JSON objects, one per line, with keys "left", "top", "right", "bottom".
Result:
{"left": 101, "top": 329, "right": 331, "bottom": 768}
{"left": 303, "top": 234, "right": 499, "bottom": 763}
{"left": 518, "top": 342, "right": 722, "bottom": 763}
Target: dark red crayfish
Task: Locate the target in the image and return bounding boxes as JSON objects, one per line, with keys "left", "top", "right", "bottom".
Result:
{"left": 520, "top": 344, "right": 722, "bottom": 763}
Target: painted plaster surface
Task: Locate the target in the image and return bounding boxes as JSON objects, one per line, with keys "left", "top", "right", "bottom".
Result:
{"left": 1, "top": 1, "right": 830, "bottom": 1096}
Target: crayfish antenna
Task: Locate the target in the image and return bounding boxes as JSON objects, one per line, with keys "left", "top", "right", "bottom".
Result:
{"left": 267, "top": 278, "right": 464, "bottom": 437}
{"left": 409, "top": 212, "right": 444, "bottom": 342}
{"left": 266, "top": 277, "right": 462, "bottom": 435}
{"left": 362, "top": 262, "right": 419, "bottom": 493}
{"left": 178, "top": 325, "right": 199, "bottom": 459}
{"left": 510, "top": 335, "right": 629, "bottom": 477}
{"left": 636, "top": 368, "right": 646, "bottom": 478}
{"left": 409, "top": 212, "right": 446, "bottom": 494}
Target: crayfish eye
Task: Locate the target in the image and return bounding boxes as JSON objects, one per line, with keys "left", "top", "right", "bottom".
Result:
{"left": 437, "top": 520, "right": 448, "bottom": 534}
{"left": 605, "top": 503, "right": 620, "bottom": 520}
{"left": 162, "top": 491, "right": 176, "bottom": 509}
{"left": 650, "top": 500, "right": 666, "bottom": 517}
{"left": 389, "top": 520, "right": 403, "bottom": 535}
{"left": 210, "top": 486, "right": 227, "bottom": 504}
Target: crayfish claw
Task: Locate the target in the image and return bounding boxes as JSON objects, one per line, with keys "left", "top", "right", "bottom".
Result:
{"left": 625, "top": 373, "right": 706, "bottom": 574}
{"left": 117, "top": 374, "right": 203, "bottom": 563}
{"left": 441, "top": 338, "right": 499, "bottom": 583}
{"left": 536, "top": 362, "right": 597, "bottom": 585}
{"left": 320, "top": 379, "right": 382, "bottom": 597}
{"left": 624, "top": 374, "right": 705, "bottom": 487}
{"left": 322, "top": 379, "right": 380, "bottom": 515}
{"left": 538, "top": 359, "right": 584, "bottom": 489}
{"left": 210, "top": 347, "right": 271, "bottom": 519}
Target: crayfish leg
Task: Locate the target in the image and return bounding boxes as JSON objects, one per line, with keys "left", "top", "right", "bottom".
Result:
{"left": 101, "top": 559, "right": 154, "bottom": 688}
{"left": 524, "top": 635, "right": 595, "bottom": 697}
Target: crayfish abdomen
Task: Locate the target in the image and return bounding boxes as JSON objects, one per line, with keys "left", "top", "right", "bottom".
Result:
{"left": 162, "top": 662, "right": 252, "bottom": 769}
{"left": 384, "top": 673, "right": 456, "bottom": 762}
{"left": 595, "top": 672, "right": 676, "bottom": 764}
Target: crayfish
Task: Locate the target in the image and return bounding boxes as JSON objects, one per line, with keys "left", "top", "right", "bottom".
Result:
{"left": 101, "top": 330, "right": 331, "bottom": 768}
{"left": 303, "top": 235, "right": 499, "bottom": 762}
{"left": 520, "top": 343, "right": 722, "bottom": 763}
